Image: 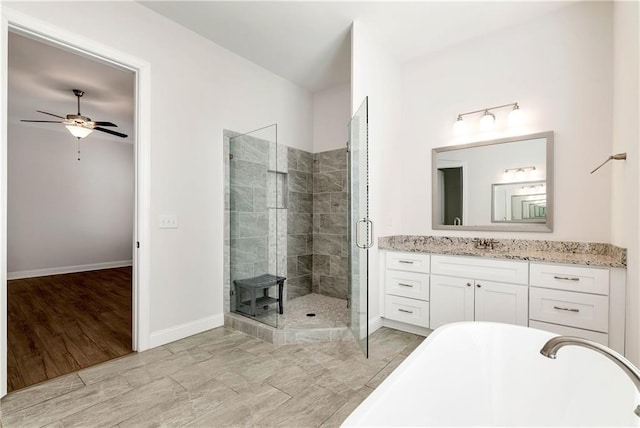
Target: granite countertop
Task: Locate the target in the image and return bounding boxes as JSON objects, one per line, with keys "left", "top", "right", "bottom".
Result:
{"left": 378, "top": 235, "right": 627, "bottom": 268}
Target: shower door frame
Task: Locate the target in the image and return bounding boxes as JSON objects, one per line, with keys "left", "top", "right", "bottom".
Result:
{"left": 348, "top": 97, "right": 370, "bottom": 358}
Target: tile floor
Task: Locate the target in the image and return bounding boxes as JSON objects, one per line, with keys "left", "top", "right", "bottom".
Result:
{"left": 1, "top": 326, "right": 426, "bottom": 427}
{"left": 242, "top": 293, "right": 349, "bottom": 331}
{"left": 278, "top": 294, "right": 349, "bottom": 329}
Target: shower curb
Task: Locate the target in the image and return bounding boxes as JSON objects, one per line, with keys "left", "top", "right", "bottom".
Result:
{"left": 224, "top": 313, "right": 354, "bottom": 345}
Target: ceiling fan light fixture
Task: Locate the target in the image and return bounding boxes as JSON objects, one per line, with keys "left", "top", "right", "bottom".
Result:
{"left": 21, "top": 89, "right": 128, "bottom": 140}
{"left": 65, "top": 124, "right": 93, "bottom": 139}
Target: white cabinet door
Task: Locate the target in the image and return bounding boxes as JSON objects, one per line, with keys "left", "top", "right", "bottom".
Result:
{"left": 474, "top": 280, "right": 528, "bottom": 326}
{"left": 430, "top": 274, "right": 474, "bottom": 329}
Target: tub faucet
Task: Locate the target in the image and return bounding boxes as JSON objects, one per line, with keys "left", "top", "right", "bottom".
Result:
{"left": 540, "top": 336, "right": 640, "bottom": 417}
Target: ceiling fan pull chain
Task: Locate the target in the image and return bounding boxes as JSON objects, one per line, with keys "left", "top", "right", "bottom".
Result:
{"left": 77, "top": 137, "right": 81, "bottom": 161}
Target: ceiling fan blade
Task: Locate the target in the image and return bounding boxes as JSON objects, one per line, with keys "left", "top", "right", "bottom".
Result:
{"left": 94, "top": 127, "right": 128, "bottom": 138}
{"left": 20, "top": 120, "right": 63, "bottom": 123}
{"left": 36, "top": 110, "right": 66, "bottom": 119}
{"left": 93, "top": 121, "right": 118, "bottom": 127}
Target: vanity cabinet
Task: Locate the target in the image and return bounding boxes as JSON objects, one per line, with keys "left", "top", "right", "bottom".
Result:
{"left": 380, "top": 249, "right": 625, "bottom": 354}
{"left": 384, "top": 252, "right": 430, "bottom": 329}
{"left": 528, "top": 262, "right": 612, "bottom": 347}
{"left": 430, "top": 255, "right": 529, "bottom": 329}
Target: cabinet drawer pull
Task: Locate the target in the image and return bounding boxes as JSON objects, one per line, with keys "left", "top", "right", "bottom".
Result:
{"left": 398, "top": 283, "right": 414, "bottom": 288}
{"left": 398, "top": 260, "right": 414, "bottom": 264}
{"left": 398, "top": 308, "right": 414, "bottom": 314}
{"left": 553, "top": 305, "right": 580, "bottom": 313}
{"left": 553, "top": 275, "right": 580, "bottom": 282}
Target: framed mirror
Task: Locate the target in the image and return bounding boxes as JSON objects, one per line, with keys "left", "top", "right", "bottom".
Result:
{"left": 432, "top": 131, "right": 553, "bottom": 232}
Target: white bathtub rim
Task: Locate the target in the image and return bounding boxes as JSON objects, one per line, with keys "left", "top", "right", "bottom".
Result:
{"left": 343, "top": 321, "right": 640, "bottom": 427}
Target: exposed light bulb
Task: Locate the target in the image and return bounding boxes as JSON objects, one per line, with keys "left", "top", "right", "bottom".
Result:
{"left": 65, "top": 124, "right": 93, "bottom": 139}
{"left": 479, "top": 110, "right": 495, "bottom": 131}
{"left": 453, "top": 116, "right": 467, "bottom": 135}
{"left": 508, "top": 103, "right": 524, "bottom": 126}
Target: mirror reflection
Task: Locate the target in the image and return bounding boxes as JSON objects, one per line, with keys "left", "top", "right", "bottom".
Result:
{"left": 492, "top": 181, "right": 546, "bottom": 223}
{"left": 432, "top": 131, "right": 553, "bottom": 232}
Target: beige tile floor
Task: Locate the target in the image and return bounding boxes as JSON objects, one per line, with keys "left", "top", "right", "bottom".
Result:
{"left": 1, "top": 326, "right": 426, "bottom": 427}
{"left": 243, "top": 293, "right": 349, "bottom": 331}
{"left": 278, "top": 294, "right": 349, "bottom": 329}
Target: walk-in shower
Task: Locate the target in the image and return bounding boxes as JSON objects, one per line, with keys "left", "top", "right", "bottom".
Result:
{"left": 224, "top": 124, "right": 351, "bottom": 341}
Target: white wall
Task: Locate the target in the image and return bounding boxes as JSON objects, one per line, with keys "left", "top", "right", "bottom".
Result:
{"left": 7, "top": 126, "right": 133, "bottom": 277}
{"left": 312, "top": 83, "right": 351, "bottom": 153}
{"left": 351, "top": 21, "right": 403, "bottom": 326}
{"left": 2, "top": 2, "right": 313, "bottom": 341}
{"left": 611, "top": 0, "right": 639, "bottom": 365}
{"left": 398, "top": 2, "right": 613, "bottom": 242}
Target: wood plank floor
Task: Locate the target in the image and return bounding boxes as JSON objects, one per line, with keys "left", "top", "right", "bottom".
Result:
{"left": 7, "top": 267, "right": 132, "bottom": 392}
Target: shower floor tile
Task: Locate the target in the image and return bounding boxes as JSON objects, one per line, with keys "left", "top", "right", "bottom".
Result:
{"left": 227, "top": 293, "right": 351, "bottom": 344}
{"left": 279, "top": 293, "right": 349, "bottom": 329}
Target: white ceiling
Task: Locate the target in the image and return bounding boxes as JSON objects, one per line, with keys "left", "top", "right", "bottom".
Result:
{"left": 8, "top": 31, "right": 135, "bottom": 143}
{"left": 141, "top": 1, "right": 575, "bottom": 93}
{"left": 7, "top": 1, "right": 574, "bottom": 137}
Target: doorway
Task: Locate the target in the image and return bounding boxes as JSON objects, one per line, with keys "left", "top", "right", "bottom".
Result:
{"left": 1, "top": 19, "right": 149, "bottom": 395}
{"left": 438, "top": 167, "right": 463, "bottom": 226}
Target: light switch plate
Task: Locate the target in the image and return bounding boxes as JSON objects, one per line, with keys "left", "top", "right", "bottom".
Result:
{"left": 159, "top": 214, "right": 178, "bottom": 229}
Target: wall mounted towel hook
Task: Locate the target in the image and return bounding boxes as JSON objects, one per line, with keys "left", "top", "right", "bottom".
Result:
{"left": 590, "top": 153, "right": 627, "bottom": 174}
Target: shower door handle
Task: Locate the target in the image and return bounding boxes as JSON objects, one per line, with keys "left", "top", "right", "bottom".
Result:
{"left": 356, "top": 218, "right": 374, "bottom": 249}
{"left": 356, "top": 218, "right": 367, "bottom": 249}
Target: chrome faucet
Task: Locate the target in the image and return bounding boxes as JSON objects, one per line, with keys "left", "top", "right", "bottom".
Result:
{"left": 540, "top": 336, "right": 640, "bottom": 417}
{"left": 453, "top": 217, "right": 461, "bottom": 226}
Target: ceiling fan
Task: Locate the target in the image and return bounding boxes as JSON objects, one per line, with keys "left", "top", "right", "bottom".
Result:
{"left": 20, "top": 89, "right": 128, "bottom": 139}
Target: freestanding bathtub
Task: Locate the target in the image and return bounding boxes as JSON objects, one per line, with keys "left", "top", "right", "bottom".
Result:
{"left": 343, "top": 322, "right": 640, "bottom": 427}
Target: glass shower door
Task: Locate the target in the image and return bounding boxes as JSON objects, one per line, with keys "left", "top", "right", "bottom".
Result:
{"left": 348, "top": 97, "right": 370, "bottom": 357}
{"left": 229, "top": 124, "right": 284, "bottom": 328}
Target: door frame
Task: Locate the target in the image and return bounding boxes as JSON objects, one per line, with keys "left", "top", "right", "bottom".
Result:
{"left": 0, "top": 6, "right": 152, "bottom": 397}
{"left": 436, "top": 159, "right": 468, "bottom": 225}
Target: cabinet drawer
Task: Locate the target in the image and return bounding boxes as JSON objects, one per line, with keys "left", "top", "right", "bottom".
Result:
{"left": 386, "top": 251, "right": 430, "bottom": 273}
{"left": 431, "top": 255, "right": 528, "bottom": 285}
{"left": 385, "top": 295, "right": 430, "bottom": 328}
{"left": 386, "top": 270, "right": 429, "bottom": 300}
{"left": 529, "top": 320, "right": 608, "bottom": 347}
{"left": 530, "top": 263, "right": 609, "bottom": 295}
{"left": 529, "top": 287, "right": 609, "bottom": 333}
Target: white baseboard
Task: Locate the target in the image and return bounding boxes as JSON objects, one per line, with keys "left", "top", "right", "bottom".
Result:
{"left": 369, "top": 316, "right": 383, "bottom": 334}
{"left": 148, "top": 313, "right": 224, "bottom": 348}
{"left": 382, "top": 318, "right": 432, "bottom": 337}
{"left": 7, "top": 260, "right": 133, "bottom": 280}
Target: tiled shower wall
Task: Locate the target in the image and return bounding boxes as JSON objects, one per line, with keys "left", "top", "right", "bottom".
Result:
{"left": 286, "top": 148, "right": 314, "bottom": 299}
{"left": 226, "top": 135, "right": 349, "bottom": 311}
{"left": 286, "top": 147, "right": 349, "bottom": 301}
{"left": 312, "top": 148, "right": 349, "bottom": 300}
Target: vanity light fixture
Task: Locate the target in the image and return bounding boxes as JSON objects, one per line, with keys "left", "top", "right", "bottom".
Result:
{"left": 521, "top": 184, "right": 544, "bottom": 191}
{"left": 505, "top": 166, "right": 536, "bottom": 174}
{"left": 453, "top": 115, "right": 467, "bottom": 135}
{"left": 479, "top": 110, "right": 495, "bottom": 131}
{"left": 508, "top": 103, "right": 524, "bottom": 125}
{"left": 454, "top": 102, "right": 521, "bottom": 133}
